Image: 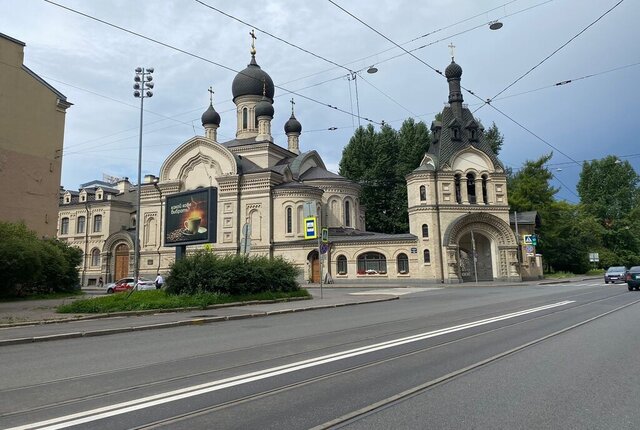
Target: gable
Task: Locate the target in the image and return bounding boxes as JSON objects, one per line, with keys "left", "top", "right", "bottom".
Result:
{"left": 159, "top": 137, "right": 238, "bottom": 187}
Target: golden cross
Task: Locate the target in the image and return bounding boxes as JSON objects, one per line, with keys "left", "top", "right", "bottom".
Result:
{"left": 448, "top": 42, "right": 456, "bottom": 59}
{"left": 250, "top": 29, "right": 257, "bottom": 54}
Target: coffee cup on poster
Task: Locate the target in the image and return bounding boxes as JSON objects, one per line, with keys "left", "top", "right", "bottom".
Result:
{"left": 184, "top": 217, "right": 201, "bottom": 234}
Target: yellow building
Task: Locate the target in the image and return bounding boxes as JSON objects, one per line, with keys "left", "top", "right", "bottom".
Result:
{"left": 0, "top": 33, "right": 71, "bottom": 237}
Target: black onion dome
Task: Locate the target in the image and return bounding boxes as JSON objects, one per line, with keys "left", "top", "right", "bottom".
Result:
{"left": 255, "top": 96, "right": 274, "bottom": 118}
{"left": 232, "top": 55, "right": 275, "bottom": 100}
{"left": 284, "top": 113, "right": 302, "bottom": 134}
{"left": 445, "top": 60, "right": 462, "bottom": 79}
{"left": 201, "top": 103, "right": 221, "bottom": 126}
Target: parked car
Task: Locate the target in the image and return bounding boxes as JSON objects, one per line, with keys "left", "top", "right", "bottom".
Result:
{"left": 626, "top": 266, "right": 640, "bottom": 291}
{"left": 107, "top": 277, "right": 155, "bottom": 294}
{"left": 604, "top": 266, "right": 627, "bottom": 284}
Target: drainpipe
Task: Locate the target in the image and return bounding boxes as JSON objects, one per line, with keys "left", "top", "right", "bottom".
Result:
{"left": 153, "top": 179, "right": 163, "bottom": 274}
{"left": 82, "top": 201, "right": 90, "bottom": 286}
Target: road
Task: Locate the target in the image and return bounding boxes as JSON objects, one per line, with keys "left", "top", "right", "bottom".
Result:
{"left": 1, "top": 280, "right": 638, "bottom": 429}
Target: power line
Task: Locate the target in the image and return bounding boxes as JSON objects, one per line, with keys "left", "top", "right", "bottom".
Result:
{"left": 194, "top": 0, "right": 353, "bottom": 74}
{"left": 194, "top": 1, "right": 420, "bottom": 123}
{"left": 477, "top": 0, "right": 626, "bottom": 111}
{"left": 43, "top": 0, "right": 382, "bottom": 125}
{"left": 326, "top": 0, "right": 580, "bottom": 166}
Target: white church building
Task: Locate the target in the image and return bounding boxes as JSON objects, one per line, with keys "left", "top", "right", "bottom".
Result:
{"left": 58, "top": 39, "right": 541, "bottom": 287}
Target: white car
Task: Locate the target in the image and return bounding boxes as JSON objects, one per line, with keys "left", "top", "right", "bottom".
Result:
{"left": 107, "top": 277, "right": 156, "bottom": 293}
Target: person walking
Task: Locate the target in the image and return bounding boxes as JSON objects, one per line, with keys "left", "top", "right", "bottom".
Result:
{"left": 154, "top": 273, "right": 164, "bottom": 290}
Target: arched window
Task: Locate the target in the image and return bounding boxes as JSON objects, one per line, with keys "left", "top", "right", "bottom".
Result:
{"left": 454, "top": 174, "right": 462, "bottom": 204}
{"left": 77, "top": 216, "right": 85, "bottom": 234}
{"left": 423, "top": 249, "right": 431, "bottom": 264}
{"left": 419, "top": 185, "right": 427, "bottom": 202}
{"left": 297, "top": 205, "right": 303, "bottom": 234}
{"left": 357, "top": 252, "right": 387, "bottom": 274}
{"left": 91, "top": 248, "right": 100, "bottom": 267}
{"left": 337, "top": 255, "right": 347, "bottom": 275}
{"left": 242, "top": 107, "right": 248, "bottom": 129}
{"left": 286, "top": 207, "right": 293, "bottom": 234}
{"left": 344, "top": 200, "right": 351, "bottom": 227}
{"left": 93, "top": 214, "right": 102, "bottom": 232}
{"left": 397, "top": 253, "right": 409, "bottom": 274}
{"left": 422, "top": 224, "right": 429, "bottom": 238}
{"left": 482, "top": 175, "right": 488, "bottom": 204}
{"left": 466, "top": 173, "right": 476, "bottom": 204}
{"left": 60, "top": 217, "right": 69, "bottom": 235}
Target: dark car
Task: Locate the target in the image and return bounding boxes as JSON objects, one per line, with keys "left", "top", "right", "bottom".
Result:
{"left": 604, "top": 266, "right": 627, "bottom": 284}
{"left": 626, "top": 266, "right": 640, "bottom": 291}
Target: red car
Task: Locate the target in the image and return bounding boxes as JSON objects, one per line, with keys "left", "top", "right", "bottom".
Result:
{"left": 107, "top": 277, "right": 155, "bottom": 294}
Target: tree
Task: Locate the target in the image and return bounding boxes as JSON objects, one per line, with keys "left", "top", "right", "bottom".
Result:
{"left": 484, "top": 122, "right": 504, "bottom": 155}
{"left": 0, "top": 222, "right": 81, "bottom": 297}
{"left": 539, "top": 201, "right": 602, "bottom": 273}
{"left": 507, "top": 153, "right": 558, "bottom": 213}
{"left": 576, "top": 156, "right": 640, "bottom": 266}
{"left": 577, "top": 156, "right": 639, "bottom": 223}
{"left": 339, "top": 119, "right": 430, "bottom": 233}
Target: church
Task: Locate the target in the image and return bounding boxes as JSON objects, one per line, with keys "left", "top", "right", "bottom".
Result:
{"left": 57, "top": 37, "right": 542, "bottom": 286}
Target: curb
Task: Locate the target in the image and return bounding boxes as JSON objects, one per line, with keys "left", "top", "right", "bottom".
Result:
{"left": 0, "top": 297, "right": 312, "bottom": 329}
{"left": 0, "top": 297, "right": 398, "bottom": 347}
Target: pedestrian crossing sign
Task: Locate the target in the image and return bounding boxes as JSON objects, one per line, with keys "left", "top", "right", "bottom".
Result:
{"left": 304, "top": 217, "right": 318, "bottom": 239}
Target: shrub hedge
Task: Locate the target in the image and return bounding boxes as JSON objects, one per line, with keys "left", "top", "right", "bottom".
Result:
{"left": 166, "top": 251, "right": 300, "bottom": 295}
{"left": 0, "top": 222, "right": 82, "bottom": 298}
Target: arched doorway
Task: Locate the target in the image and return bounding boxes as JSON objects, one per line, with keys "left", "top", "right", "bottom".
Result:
{"left": 307, "top": 250, "right": 320, "bottom": 283}
{"left": 114, "top": 243, "right": 129, "bottom": 280}
{"left": 458, "top": 231, "right": 493, "bottom": 282}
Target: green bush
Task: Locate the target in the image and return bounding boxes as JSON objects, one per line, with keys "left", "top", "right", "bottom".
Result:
{"left": 0, "top": 222, "right": 81, "bottom": 298}
{"left": 166, "top": 250, "right": 301, "bottom": 296}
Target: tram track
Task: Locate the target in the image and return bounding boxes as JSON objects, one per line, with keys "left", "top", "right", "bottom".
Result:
{"left": 1, "top": 287, "right": 633, "bottom": 429}
{"left": 5, "top": 290, "right": 634, "bottom": 429}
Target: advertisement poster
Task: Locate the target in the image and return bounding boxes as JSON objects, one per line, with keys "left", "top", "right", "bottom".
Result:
{"left": 164, "top": 187, "right": 217, "bottom": 246}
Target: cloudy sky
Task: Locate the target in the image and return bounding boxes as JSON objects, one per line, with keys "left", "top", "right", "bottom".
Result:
{"left": 3, "top": 0, "right": 638, "bottom": 202}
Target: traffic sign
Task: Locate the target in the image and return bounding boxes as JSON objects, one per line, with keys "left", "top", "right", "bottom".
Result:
{"left": 321, "top": 228, "right": 329, "bottom": 243}
{"left": 523, "top": 234, "right": 532, "bottom": 245}
{"left": 304, "top": 217, "right": 317, "bottom": 239}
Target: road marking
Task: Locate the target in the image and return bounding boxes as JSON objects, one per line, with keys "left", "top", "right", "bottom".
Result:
{"left": 8, "top": 300, "right": 574, "bottom": 430}
{"left": 350, "top": 287, "right": 441, "bottom": 296}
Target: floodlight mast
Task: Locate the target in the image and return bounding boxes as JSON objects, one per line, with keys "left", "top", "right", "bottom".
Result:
{"left": 131, "top": 67, "right": 154, "bottom": 293}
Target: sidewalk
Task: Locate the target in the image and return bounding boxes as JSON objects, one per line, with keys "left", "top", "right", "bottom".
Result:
{"left": 0, "top": 276, "right": 601, "bottom": 347}
{"left": 0, "top": 288, "right": 398, "bottom": 346}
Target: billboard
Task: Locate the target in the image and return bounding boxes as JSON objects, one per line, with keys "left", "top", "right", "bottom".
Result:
{"left": 164, "top": 187, "right": 217, "bottom": 246}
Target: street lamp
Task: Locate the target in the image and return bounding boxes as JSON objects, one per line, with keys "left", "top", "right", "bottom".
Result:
{"left": 132, "top": 67, "right": 154, "bottom": 290}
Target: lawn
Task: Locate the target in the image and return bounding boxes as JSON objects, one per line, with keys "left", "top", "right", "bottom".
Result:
{"left": 57, "top": 289, "right": 311, "bottom": 314}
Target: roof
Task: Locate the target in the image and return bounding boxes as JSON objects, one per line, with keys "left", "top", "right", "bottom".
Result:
{"left": 509, "top": 211, "right": 540, "bottom": 226}
{"left": 427, "top": 105, "right": 503, "bottom": 170}
{"left": 0, "top": 32, "right": 25, "bottom": 46}
{"left": 22, "top": 65, "right": 69, "bottom": 104}
{"left": 299, "top": 166, "right": 346, "bottom": 181}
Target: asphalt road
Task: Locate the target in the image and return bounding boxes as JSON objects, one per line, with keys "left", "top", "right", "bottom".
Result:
{"left": 1, "top": 280, "right": 638, "bottom": 429}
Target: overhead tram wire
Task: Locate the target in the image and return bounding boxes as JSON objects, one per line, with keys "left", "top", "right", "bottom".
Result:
{"left": 476, "top": 0, "right": 626, "bottom": 113}
{"left": 327, "top": 0, "right": 588, "bottom": 168}
{"left": 409, "top": 61, "right": 640, "bottom": 122}
{"left": 319, "top": 0, "right": 555, "bottom": 85}
{"left": 194, "top": 0, "right": 419, "bottom": 124}
{"left": 275, "top": 0, "right": 545, "bottom": 88}
{"left": 43, "top": 0, "right": 382, "bottom": 126}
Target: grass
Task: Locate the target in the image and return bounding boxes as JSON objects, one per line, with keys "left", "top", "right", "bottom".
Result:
{"left": 57, "top": 289, "right": 311, "bottom": 314}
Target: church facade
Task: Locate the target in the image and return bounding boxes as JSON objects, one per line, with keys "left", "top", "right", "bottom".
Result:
{"left": 58, "top": 40, "right": 540, "bottom": 286}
